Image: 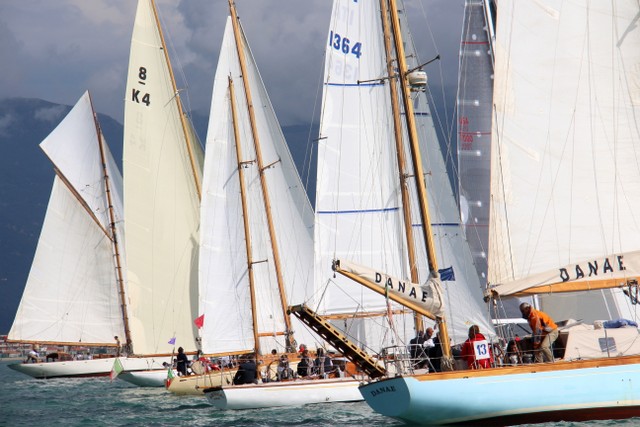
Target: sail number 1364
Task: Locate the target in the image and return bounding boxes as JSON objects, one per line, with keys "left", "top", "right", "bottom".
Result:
{"left": 329, "top": 31, "right": 362, "bottom": 58}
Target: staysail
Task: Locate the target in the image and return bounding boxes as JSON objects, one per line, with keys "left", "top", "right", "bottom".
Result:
{"left": 8, "top": 91, "right": 126, "bottom": 346}
{"left": 487, "top": 1, "right": 640, "bottom": 322}
{"left": 123, "top": 0, "right": 203, "bottom": 355}
{"left": 199, "top": 14, "right": 316, "bottom": 356}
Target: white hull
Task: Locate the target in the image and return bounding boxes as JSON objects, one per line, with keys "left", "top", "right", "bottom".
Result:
{"left": 115, "top": 356, "right": 175, "bottom": 387}
{"left": 204, "top": 378, "right": 363, "bottom": 410}
{"left": 117, "top": 369, "right": 171, "bottom": 387}
{"left": 8, "top": 357, "right": 118, "bottom": 379}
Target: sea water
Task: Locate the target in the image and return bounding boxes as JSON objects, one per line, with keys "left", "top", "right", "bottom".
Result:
{"left": 0, "top": 360, "right": 638, "bottom": 427}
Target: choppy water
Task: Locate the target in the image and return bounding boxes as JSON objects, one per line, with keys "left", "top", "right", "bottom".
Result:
{"left": 1, "top": 360, "right": 638, "bottom": 427}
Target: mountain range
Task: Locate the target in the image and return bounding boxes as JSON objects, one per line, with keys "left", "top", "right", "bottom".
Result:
{"left": 0, "top": 97, "right": 318, "bottom": 335}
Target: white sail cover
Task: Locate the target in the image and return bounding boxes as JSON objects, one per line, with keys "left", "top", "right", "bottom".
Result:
{"left": 314, "top": 0, "right": 494, "bottom": 347}
{"left": 488, "top": 1, "right": 640, "bottom": 321}
{"left": 199, "top": 17, "right": 316, "bottom": 355}
{"left": 123, "top": 0, "right": 202, "bottom": 355}
{"left": 336, "top": 259, "right": 445, "bottom": 318}
{"left": 8, "top": 91, "right": 126, "bottom": 345}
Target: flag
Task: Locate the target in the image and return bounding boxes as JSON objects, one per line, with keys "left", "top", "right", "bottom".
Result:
{"left": 109, "top": 358, "right": 124, "bottom": 381}
{"left": 168, "top": 337, "right": 176, "bottom": 345}
{"left": 438, "top": 266, "right": 455, "bottom": 281}
{"left": 194, "top": 314, "right": 205, "bottom": 329}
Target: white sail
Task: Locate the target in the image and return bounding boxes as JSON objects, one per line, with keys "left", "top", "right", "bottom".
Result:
{"left": 315, "top": 0, "right": 494, "bottom": 346}
{"left": 315, "top": 0, "right": 413, "bottom": 349}
{"left": 8, "top": 91, "right": 126, "bottom": 345}
{"left": 199, "top": 17, "right": 316, "bottom": 356}
{"left": 123, "top": 0, "right": 202, "bottom": 355}
{"left": 488, "top": 1, "right": 640, "bottom": 322}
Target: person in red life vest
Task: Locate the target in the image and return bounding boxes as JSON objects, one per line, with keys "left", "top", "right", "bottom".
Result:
{"left": 519, "top": 302, "right": 558, "bottom": 363}
{"left": 460, "top": 325, "right": 493, "bottom": 369}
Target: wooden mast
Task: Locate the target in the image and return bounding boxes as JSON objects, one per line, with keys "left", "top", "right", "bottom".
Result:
{"left": 228, "top": 76, "right": 261, "bottom": 357}
{"left": 149, "top": 0, "right": 202, "bottom": 200}
{"left": 378, "top": 0, "right": 424, "bottom": 333}
{"left": 90, "top": 93, "right": 133, "bottom": 352}
{"left": 386, "top": 0, "right": 452, "bottom": 361}
{"left": 228, "top": 0, "right": 295, "bottom": 353}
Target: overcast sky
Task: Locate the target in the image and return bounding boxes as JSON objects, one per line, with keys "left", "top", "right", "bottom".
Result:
{"left": 1, "top": 0, "right": 465, "bottom": 127}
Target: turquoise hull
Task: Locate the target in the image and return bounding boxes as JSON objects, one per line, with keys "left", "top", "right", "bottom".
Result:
{"left": 360, "top": 363, "right": 640, "bottom": 425}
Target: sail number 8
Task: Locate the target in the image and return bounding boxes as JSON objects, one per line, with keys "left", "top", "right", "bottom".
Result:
{"left": 329, "top": 31, "right": 362, "bottom": 58}
{"left": 132, "top": 66, "right": 151, "bottom": 107}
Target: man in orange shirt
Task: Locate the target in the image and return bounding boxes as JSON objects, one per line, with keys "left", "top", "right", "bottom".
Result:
{"left": 519, "top": 302, "right": 558, "bottom": 363}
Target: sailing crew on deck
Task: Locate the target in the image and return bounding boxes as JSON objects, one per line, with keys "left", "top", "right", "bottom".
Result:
{"left": 460, "top": 325, "right": 493, "bottom": 369}
{"left": 176, "top": 346, "right": 189, "bottom": 376}
{"left": 519, "top": 302, "right": 558, "bottom": 363}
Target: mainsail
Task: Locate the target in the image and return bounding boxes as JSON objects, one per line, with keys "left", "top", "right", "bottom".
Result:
{"left": 123, "top": 0, "right": 203, "bottom": 355}
{"left": 487, "top": 1, "right": 640, "bottom": 322}
{"left": 199, "top": 14, "right": 316, "bottom": 356}
{"left": 8, "top": 91, "right": 126, "bottom": 346}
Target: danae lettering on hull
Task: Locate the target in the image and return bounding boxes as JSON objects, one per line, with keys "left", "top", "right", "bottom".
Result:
{"left": 370, "top": 385, "right": 396, "bottom": 397}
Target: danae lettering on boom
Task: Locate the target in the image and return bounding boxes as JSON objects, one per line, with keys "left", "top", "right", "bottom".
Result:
{"left": 374, "top": 272, "right": 434, "bottom": 303}
{"left": 559, "top": 255, "right": 625, "bottom": 282}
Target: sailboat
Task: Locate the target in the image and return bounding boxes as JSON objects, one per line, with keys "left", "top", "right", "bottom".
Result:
{"left": 114, "top": 0, "right": 204, "bottom": 387}
{"left": 197, "top": 1, "right": 366, "bottom": 408}
{"left": 7, "top": 91, "right": 132, "bottom": 379}
{"left": 360, "top": 0, "right": 640, "bottom": 424}
{"left": 314, "top": 0, "right": 493, "bottom": 365}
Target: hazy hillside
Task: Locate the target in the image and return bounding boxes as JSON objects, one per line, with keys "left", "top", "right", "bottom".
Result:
{"left": 0, "top": 98, "right": 317, "bottom": 334}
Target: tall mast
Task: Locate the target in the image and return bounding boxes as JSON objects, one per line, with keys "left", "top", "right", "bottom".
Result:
{"left": 149, "top": 0, "right": 202, "bottom": 200}
{"left": 90, "top": 95, "right": 132, "bottom": 351}
{"left": 228, "top": 0, "right": 295, "bottom": 352}
{"left": 378, "top": 0, "right": 423, "bottom": 333}
{"left": 386, "top": 0, "right": 452, "bottom": 360}
{"left": 228, "top": 76, "right": 261, "bottom": 356}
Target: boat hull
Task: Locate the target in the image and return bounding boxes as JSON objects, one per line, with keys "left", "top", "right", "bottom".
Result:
{"left": 8, "top": 358, "right": 117, "bottom": 379}
{"left": 203, "top": 378, "right": 363, "bottom": 410}
{"left": 359, "top": 358, "right": 640, "bottom": 425}
{"left": 166, "top": 369, "right": 237, "bottom": 395}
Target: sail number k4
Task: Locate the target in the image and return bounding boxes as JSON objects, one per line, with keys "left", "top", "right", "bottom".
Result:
{"left": 329, "top": 31, "right": 362, "bottom": 58}
{"left": 132, "top": 66, "right": 151, "bottom": 106}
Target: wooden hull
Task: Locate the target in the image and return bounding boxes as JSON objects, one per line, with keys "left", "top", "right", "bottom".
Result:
{"left": 203, "top": 377, "right": 363, "bottom": 410}
{"left": 359, "top": 356, "right": 640, "bottom": 425}
{"left": 166, "top": 369, "right": 237, "bottom": 395}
